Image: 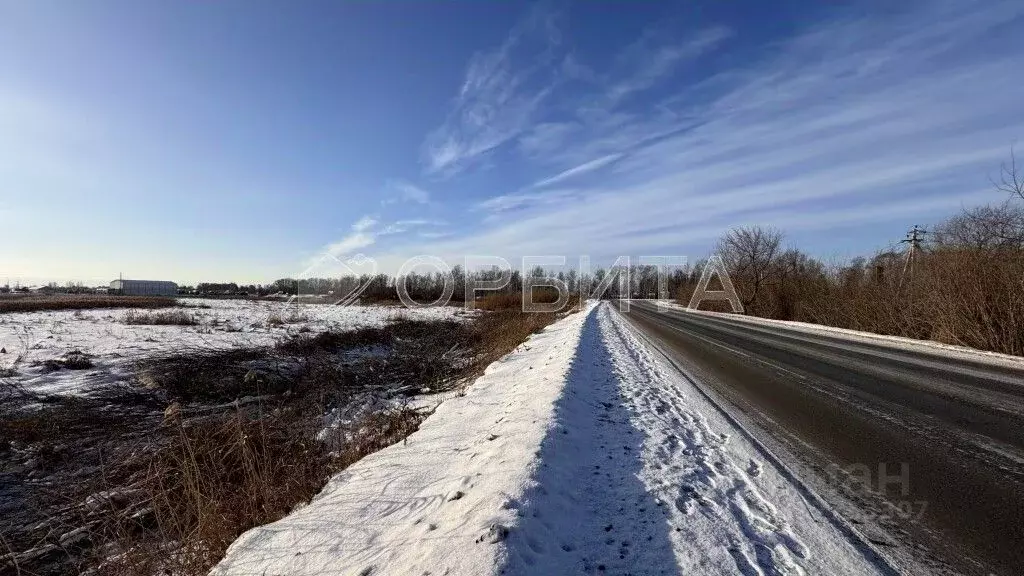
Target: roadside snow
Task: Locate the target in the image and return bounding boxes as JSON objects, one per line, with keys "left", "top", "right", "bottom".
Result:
{"left": 585, "top": 304, "right": 885, "bottom": 575}
{"left": 654, "top": 300, "right": 1024, "bottom": 368}
{"left": 213, "top": 302, "right": 886, "bottom": 576}
{"left": 0, "top": 299, "right": 465, "bottom": 397}
{"left": 212, "top": 303, "right": 600, "bottom": 576}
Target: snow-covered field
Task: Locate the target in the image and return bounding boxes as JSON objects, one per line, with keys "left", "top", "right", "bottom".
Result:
{"left": 0, "top": 299, "right": 465, "bottom": 397}
{"left": 213, "top": 302, "right": 889, "bottom": 576}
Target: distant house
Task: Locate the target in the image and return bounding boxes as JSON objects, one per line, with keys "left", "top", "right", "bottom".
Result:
{"left": 109, "top": 279, "right": 178, "bottom": 296}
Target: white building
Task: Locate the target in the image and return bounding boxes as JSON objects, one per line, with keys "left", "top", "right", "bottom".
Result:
{"left": 109, "top": 279, "right": 178, "bottom": 296}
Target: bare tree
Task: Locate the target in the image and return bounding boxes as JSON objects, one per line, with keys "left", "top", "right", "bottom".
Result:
{"left": 717, "top": 226, "right": 783, "bottom": 314}
{"left": 932, "top": 202, "right": 1024, "bottom": 249}
{"left": 935, "top": 148, "right": 1024, "bottom": 249}
{"left": 993, "top": 145, "right": 1024, "bottom": 202}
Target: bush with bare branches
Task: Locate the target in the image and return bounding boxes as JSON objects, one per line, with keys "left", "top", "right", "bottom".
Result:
{"left": 681, "top": 172, "right": 1024, "bottom": 355}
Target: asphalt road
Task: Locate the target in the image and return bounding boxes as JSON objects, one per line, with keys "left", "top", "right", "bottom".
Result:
{"left": 620, "top": 300, "right": 1024, "bottom": 576}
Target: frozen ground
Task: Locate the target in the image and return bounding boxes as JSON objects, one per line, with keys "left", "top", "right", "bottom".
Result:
{"left": 213, "top": 302, "right": 888, "bottom": 576}
{"left": 0, "top": 298, "right": 465, "bottom": 397}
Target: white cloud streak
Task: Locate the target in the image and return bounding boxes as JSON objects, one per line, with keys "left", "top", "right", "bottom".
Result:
{"left": 399, "top": 0, "right": 1024, "bottom": 263}
{"left": 423, "top": 8, "right": 561, "bottom": 175}
{"left": 351, "top": 216, "right": 377, "bottom": 232}
{"left": 475, "top": 188, "right": 582, "bottom": 214}
{"left": 322, "top": 215, "right": 383, "bottom": 258}
{"left": 528, "top": 153, "right": 623, "bottom": 190}
{"left": 385, "top": 180, "right": 430, "bottom": 205}
{"left": 379, "top": 219, "right": 446, "bottom": 235}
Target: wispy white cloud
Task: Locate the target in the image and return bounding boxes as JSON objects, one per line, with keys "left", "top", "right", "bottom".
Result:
{"left": 321, "top": 215, "right": 379, "bottom": 259}
{"left": 529, "top": 153, "right": 623, "bottom": 189}
{"left": 320, "top": 214, "right": 447, "bottom": 268}
{"left": 383, "top": 180, "right": 431, "bottom": 205}
{"left": 424, "top": 12, "right": 731, "bottom": 187}
{"left": 351, "top": 215, "right": 377, "bottom": 232}
{"left": 419, "top": 231, "right": 454, "bottom": 240}
{"left": 476, "top": 188, "right": 581, "bottom": 214}
{"left": 379, "top": 219, "right": 446, "bottom": 235}
{"left": 423, "top": 7, "right": 562, "bottom": 175}
{"left": 325, "top": 232, "right": 374, "bottom": 258}
{"left": 517, "top": 121, "right": 579, "bottom": 158}
{"left": 398, "top": 0, "right": 1024, "bottom": 263}
{"left": 601, "top": 26, "right": 732, "bottom": 109}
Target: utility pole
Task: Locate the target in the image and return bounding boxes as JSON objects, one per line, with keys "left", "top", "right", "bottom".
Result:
{"left": 899, "top": 225, "right": 927, "bottom": 290}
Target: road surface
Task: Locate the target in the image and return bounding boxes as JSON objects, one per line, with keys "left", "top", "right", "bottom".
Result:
{"left": 620, "top": 300, "right": 1024, "bottom": 576}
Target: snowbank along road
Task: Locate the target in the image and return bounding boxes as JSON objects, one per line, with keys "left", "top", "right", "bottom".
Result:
{"left": 622, "top": 300, "right": 1024, "bottom": 576}
{"left": 213, "top": 302, "right": 890, "bottom": 576}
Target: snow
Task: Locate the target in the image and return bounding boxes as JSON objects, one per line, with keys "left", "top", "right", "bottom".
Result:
{"left": 654, "top": 300, "right": 1024, "bottom": 368}
{"left": 0, "top": 299, "right": 465, "bottom": 397}
{"left": 212, "top": 302, "right": 888, "bottom": 576}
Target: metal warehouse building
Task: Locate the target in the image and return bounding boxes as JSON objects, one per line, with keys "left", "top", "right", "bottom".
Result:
{"left": 109, "top": 279, "right": 178, "bottom": 296}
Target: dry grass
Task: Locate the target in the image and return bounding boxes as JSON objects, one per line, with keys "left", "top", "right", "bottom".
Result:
{"left": 474, "top": 287, "right": 576, "bottom": 311}
{"left": 0, "top": 399, "right": 424, "bottom": 576}
{"left": 0, "top": 295, "right": 177, "bottom": 314}
{"left": 1, "top": 305, "right": 581, "bottom": 576}
{"left": 469, "top": 293, "right": 582, "bottom": 371}
{"left": 474, "top": 292, "right": 523, "bottom": 311}
{"left": 122, "top": 309, "right": 198, "bottom": 326}
{"left": 138, "top": 347, "right": 273, "bottom": 402}
{"left": 35, "top": 350, "right": 95, "bottom": 372}
{"left": 96, "top": 407, "right": 424, "bottom": 575}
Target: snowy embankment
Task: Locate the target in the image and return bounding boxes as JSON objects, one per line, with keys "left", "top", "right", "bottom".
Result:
{"left": 213, "top": 302, "right": 886, "bottom": 576}
{"left": 0, "top": 299, "right": 462, "bottom": 397}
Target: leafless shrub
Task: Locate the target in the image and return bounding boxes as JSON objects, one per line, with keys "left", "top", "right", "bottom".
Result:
{"left": 922, "top": 248, "right": 1024, "bottom": 355}
{"left": 122, "top": 310, "right": 198, "bottom": 326}
{"left": 932, "top": 201, "right": 1024, "bottom": 249}
{"left": 679, "top": 160, "right": 1024, "bottom": 356}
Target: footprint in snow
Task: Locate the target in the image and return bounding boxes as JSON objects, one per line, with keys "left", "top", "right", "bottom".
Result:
{"left": 748, "top": 460, "right": 763, "bottom": 477}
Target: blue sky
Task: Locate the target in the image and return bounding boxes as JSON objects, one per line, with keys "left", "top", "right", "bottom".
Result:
{"left": 2, "top": 0, "right": 1023, "bottom": 285}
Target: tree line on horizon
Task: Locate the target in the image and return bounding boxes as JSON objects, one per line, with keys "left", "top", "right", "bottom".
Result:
{"left": 175, "top": 149, "right": 1024, "bottom": 355}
